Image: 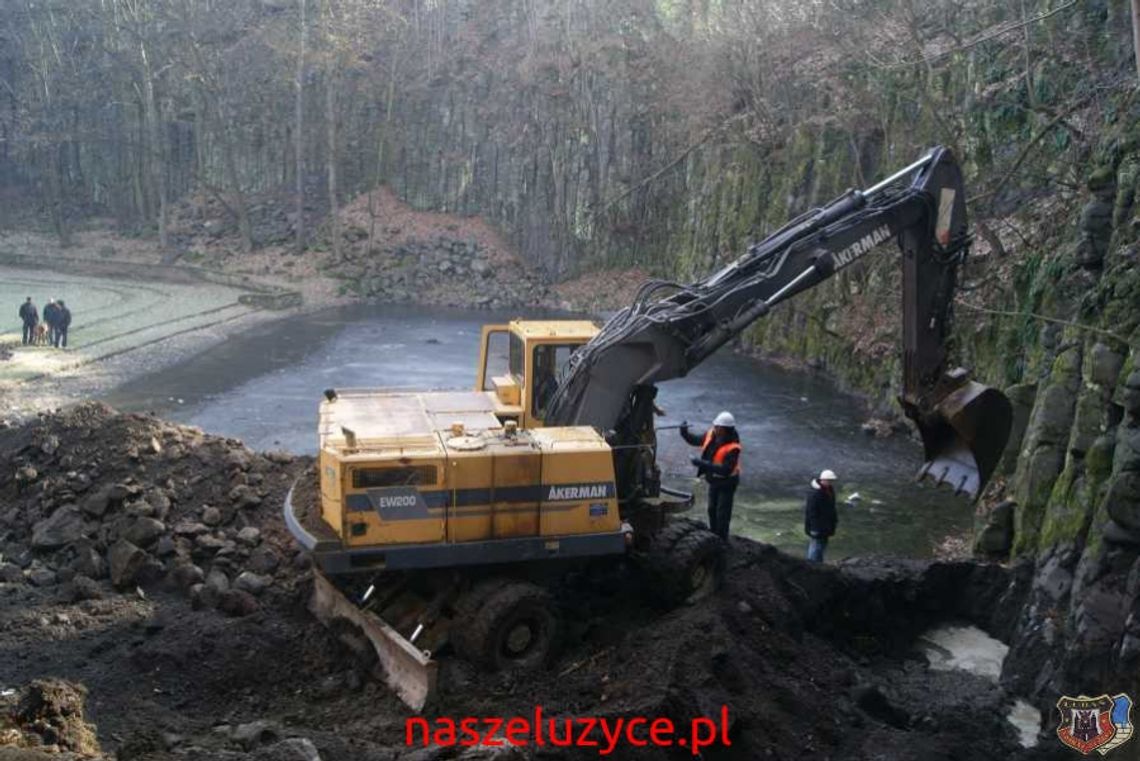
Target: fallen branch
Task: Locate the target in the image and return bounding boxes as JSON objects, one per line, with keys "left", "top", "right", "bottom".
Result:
{"left": 600, "top": 116, "right": 737, "bottom": 213}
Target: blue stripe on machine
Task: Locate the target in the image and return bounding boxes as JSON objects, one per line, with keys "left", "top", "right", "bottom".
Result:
{"left": 345, "top": 481, "right": 615, "bottom": 516}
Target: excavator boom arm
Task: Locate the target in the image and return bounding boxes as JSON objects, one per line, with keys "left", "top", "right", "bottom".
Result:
{"left": 545, "top": 147, "right": 1011, "bottom": 499}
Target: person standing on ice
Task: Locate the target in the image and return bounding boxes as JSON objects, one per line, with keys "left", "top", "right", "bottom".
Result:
{"left": 804, "top": 469, "right": 838, "bottom": 562}
{"left": 18, "top": 297, "right": 38, "bottom": 346}
{"left": 680, "top": 411, "right": 742, "bottom": 540}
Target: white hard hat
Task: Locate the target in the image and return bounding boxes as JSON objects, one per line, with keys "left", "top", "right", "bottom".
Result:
{"left": 713, "top": 411, "right": 735, "bottom": 427}
{"left": 819, "top": 469, "right": 837, "bottom": 481}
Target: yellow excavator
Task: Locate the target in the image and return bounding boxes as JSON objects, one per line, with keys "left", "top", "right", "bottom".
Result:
{"left": 285, "top": 146, "right": 1013, "bottom": 709}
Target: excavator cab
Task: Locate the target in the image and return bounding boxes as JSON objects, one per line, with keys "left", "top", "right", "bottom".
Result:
{"left": 475, "top": 320, "right": 599, "bottom": 429}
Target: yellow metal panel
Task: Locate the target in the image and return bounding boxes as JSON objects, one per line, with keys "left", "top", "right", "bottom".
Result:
{"left": 320, "top": 390, "right": 501, "bottom": 451}
{"left": 539, "top": 448, "right": 620, "bottom": 537}
{"left": 444, "top": 450, "right": 492, "bottom": 543}
{"left": 510, "top": 320, "right": 599, "bottom": 340}
{"left": 342, "top": 459, "right": 447, "bottom": 547}
{"left": 319, "top": 449, "right": 344, "bottom": 536}
{"left": 491, "top": 450, "right": 541, "bottom": 539}
{"left": 492, "top": 375, "right": 520, "bottom": 406}
{"left": 530, "top": 426, "right": 608, "bottom": 448}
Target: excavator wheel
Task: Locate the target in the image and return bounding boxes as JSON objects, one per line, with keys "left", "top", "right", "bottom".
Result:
{"left": 451, "top": 579, "right": 558, "bottom": 672}
{"left": 642, "top": 518, "right": 724, "bottom": 607}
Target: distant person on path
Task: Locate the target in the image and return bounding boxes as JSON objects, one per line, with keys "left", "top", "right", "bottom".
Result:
{"left": 18, "top": 297, "right": 38, "bottom": 345}
{"left": 42, "top": 299, "right": 59, "bottom": 347}
{"left": 681, "top": 411, "right": 742, "bottom": 540}
{"left": 54, "top": 300, "right": 71, "bottom": 348}
{"left": 804, "top": 469, "right": 838, "bottom": 563}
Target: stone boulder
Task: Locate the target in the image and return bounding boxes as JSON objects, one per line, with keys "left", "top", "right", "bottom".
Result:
{"left": 107, "top": 539, "right": 147, "bottom": 588}
{"left": 1106, "top": 472, "right": 1140, "bottom": 532}
{"left": 975, "top": 500, "right": 1015, "bottom": 557}
{"left": 31, "top": 505, "right": 83, "bottom": 550}
{"left": 125, "top": 517, "right": 165, "bottom": 547}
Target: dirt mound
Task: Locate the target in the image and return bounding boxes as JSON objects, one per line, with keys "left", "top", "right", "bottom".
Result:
{"left": 1, "top": 679, "right": 99, "bottom": 756}
{"left": 0, "top": 402, "right": 308, "bottom": 614}
{"left": 0, "top": 406, "right": 1045, "bottom": 760}
{"left": 553, "top": 268, "right": 654, "bottom": 314}
{"left": 165, "top": 183, "right": 552, "bottom": 310}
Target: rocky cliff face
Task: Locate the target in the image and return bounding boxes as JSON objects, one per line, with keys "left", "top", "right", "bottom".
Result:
{"left": 984, "top": 122, "right": 1140, "bottom": 715}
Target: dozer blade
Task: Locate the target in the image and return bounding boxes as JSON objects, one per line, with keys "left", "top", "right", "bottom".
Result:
{"left": 909, "top": 380, "right": 1013, "bottom": 499}
{"left": 309, "top": 569, "right": 438, "bottom": 711}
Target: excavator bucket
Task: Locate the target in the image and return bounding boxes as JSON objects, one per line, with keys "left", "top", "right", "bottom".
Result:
{"left": 909, "top": 380, "right": 1013, "bottom": 499}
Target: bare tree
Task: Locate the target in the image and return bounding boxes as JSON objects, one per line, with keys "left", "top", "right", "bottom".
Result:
{"left": 324, "top": 0, "right": 341, "bottom": 261}
{"left": 1133, "top": 0, "right": 1140, "bottom": 81}
{"left": 295, "top": 0, "right": 307, "bottom": 254}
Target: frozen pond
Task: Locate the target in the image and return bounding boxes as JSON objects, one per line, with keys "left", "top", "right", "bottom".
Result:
{"left": 105, "top": 303, "right": 976, "bottom": 558}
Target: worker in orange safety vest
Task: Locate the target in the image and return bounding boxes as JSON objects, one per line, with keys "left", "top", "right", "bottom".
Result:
{"left": 680, "top": 411, "right": 741, "bottom": 540}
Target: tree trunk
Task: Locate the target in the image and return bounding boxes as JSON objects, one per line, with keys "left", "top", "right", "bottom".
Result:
{"left": 1132, "top": 0, "right": 1140, "bottom": 82}
{"left": 221, "top": 127, "right": 253, "bottom": 252}
{"left": 367, "top": 55, "right": 400, "bottom": 251}
{"left": 295, "top": 0, "right": 307, "bottom": 255}
{"left": 140, "top": 41, "right": 169, "bottom": 250}
{"left": 326, "top": 63, "right": 341, "bottom": 260}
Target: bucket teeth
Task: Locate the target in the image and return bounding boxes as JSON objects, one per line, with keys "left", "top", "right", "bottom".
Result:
{"left": 907, "top": 379, "right": 1013, "bottom": 501}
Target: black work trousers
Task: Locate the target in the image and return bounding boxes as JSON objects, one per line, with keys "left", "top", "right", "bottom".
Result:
{"left": 706, "top": 481, "right": 737, "bottom": 540}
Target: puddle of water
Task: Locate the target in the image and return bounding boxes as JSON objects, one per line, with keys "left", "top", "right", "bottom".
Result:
{"left": 920, "top": 624, "right": 1041, "bottom": 748}
{"left": 1007, "top": 698, "right": 1042, "bottom": 749}
{"left": 920, "top": 624, "right": 1008, "bottom": 681}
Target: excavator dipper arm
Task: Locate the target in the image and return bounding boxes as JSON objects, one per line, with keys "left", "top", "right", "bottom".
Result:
{"left": 544, "top": 147, "right": 1012, "bottom": 499}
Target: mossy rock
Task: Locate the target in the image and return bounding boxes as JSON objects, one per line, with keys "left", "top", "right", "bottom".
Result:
{"left": 1039, "top": 463, "right": 1093, "bottom": 550}
{"left": 1088, "top": 165, "right": 1116, "bottom": 192}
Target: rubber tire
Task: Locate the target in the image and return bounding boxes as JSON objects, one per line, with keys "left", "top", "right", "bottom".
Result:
{"left": 452, "top": 580, "right": 558, "bottom": 672}
{"left": 644, "top": 520, "right": 724, "bottom": 608}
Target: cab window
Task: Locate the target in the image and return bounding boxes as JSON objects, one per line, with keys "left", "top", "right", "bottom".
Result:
{"left": 482, "top": 330, "right": 509, "bottom": 391}
{"left": 508, "top": 332, "right": 525, "bottom": 380}
{"left": 532, "top": 344, "right": 577, "bottom": 416}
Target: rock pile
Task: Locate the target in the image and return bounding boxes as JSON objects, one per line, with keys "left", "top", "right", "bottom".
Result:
{"left": 0, "top": 402, "right": 307, "bottom": 618}
{"left": 332, "top": 235, "right": 553, "bottom": 309}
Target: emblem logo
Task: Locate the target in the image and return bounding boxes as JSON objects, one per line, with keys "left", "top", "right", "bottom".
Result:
{"left": 1056, "top": 693, "right": 1133, "bottom": 756}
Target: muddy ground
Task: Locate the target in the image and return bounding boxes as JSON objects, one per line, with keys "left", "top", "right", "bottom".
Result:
{"left": 0, "top": 404, "right": 1062, "bottom": 760}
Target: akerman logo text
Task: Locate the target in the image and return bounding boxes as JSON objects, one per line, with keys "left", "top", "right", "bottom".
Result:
{"left": 835, "top": 224, "right": 891, "bottom": 268}
{"left": 546, "top": 483, "right": 612, "bottom": 501}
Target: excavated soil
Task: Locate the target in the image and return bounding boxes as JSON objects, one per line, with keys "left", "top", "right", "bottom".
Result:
{"left": 0, "top": 404, "right": 1049, "bottom": 760}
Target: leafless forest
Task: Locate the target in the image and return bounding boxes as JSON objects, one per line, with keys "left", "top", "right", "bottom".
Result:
{"left": 3, "top": 0, "right": 1134, "bottom": 276}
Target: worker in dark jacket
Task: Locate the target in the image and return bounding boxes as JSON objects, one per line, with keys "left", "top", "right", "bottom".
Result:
{"left": 18, "top": 297, "right": 38, "bottom": 345}
{"left": 54, "top": 300, "right": 71, "bottom": 348}
{"left": 42, "top": 299, "right": 58, "bottom": 347}
{"left": 804, "top": 469, "right": 838, "bottom": 562}
{"left": 681, "top": 411, "right": 742, "bottom": 540}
